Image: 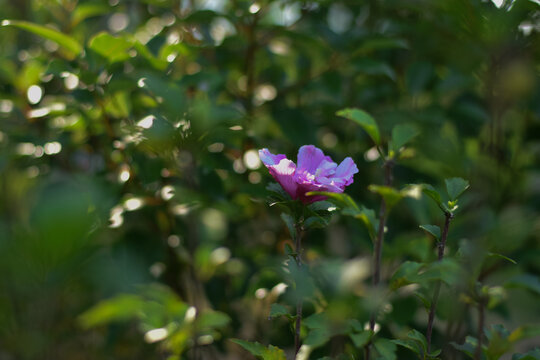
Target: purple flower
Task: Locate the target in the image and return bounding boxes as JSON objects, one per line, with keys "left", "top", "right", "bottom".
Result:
{"left": 259, "top": 145, "right": 359, "bottom": 203}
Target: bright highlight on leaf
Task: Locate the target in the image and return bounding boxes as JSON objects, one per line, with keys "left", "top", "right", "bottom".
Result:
{"left": 1, "top": 20, "right": 82, "bottom": 58}
{"left": 336, "top": 108, "right": 380, "bottom": 144}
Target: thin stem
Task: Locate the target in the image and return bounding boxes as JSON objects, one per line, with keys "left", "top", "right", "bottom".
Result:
{"left": 426, "top": 212, "right": 454, "bottom": 352}
{"left": 365, "top": 160, "right": 394, "bottom": 360}
{"left": 475, "top": 300, "right": 485, "bottom": 360}
{"left": 244, "top": 14, "right": 259, "bottom": 120}
{"left": 294, "top": 222, "right": 304, "bottom": 358}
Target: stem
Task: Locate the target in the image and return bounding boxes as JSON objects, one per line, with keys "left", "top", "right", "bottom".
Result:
{"left": 294, "top": 222, "right": 304, "bottom": 358}
{"left": 475, "top": 300, "right": 485, "bottom": 360}
{"left": 244, "top": 15, "right": 258, "bottom": 120}
{"left": 426, "top": 212, "right": 454, "bottom": 352}
{"left": 365, "top": 159, "right": 394, "bottom": 360}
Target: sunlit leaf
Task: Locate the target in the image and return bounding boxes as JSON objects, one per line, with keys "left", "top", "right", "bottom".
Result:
{"left": 72, "top": 3, "right": 111, "bottom": 26}
{"left": 88, "top": 32, "right": 132, "bottom": 63}
{"left": 231, "top": 339, "right": 287, "bottom": 360}
{"left": 488, "top": 252, "right": 517, "bottom": 265}
{"left": 508, "top": 325, "right": 540, "bottom": 343}
{"left": 78, "top": 294, "right": 144, "bottom": 328}
{"left": 336, "top": 108, "right": 380, "bottom": 144}
{"left": 196, "top": 311, "right": 230, "bottom": 330}
{"left": 368, "top": 185, "right": 403, "bottom": 211}
{"left": 1, "top": 20, "right": 82, "bottom": 58}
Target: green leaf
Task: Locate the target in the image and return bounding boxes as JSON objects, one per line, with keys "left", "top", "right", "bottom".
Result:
{"left": 488, "top": 252, "right": 517, "bottom": 265}
{"left": 390, "top": 261, "right": 424, "bottom": 290}
{"left": 391, "top": 124, "right": 419, "bottom": 153}
{"left": 196, "top": 310, "right": 230, "bottom": 330}
{"left": 266, "top": 182, "right": 291, "bottom": 201}
{"left": 284, "top": 243, "right": 295, "bottom": 256}
{"left": 421, "top": 184, "right": 447, "bottom": 212}
{"left": 268, "top": 303, "right": 291, "bottom": 320}
{"left": 231, "top": 339, "right": 287, "bottom": 360}
{"left": 508, "top": 325, "right": 540, "bottom": 343}
{"left": 407, "top": 329, "right": 428, "bottom": 354}
{"left": 304, "top": 215, "right": 329, "bottom": 229}
{"left": 280, "top": 213, "right": 297, "bottom": 240}
{"left": 420, "top": 259, "right": 462, "bottom": 285}
{"left": 392, "top": 339, "right": 421, "bottom": 356}
{"left": 133, "top": 41, "right": 169, "bottom": 70}
{"left": 78, "top": 294, "right": 144, "bottom": 328}
{"left": 336, "top": 108, "right": 380, "bottom": 144}
{"left": 445, "top": 177, "right": 470, "bottom": 201}
{"left": 72, "top": 3, "right": 111, "bottom": 26}
{"left": 450, "top": 336, "right": 478, "bottom": 359}
{"left": 512, "top": 349, "right": 540, "bottom": 360}
{"left": 134, "top": 71, "right": 186, "bottom": 117}
{"left": 504, "top": 274, "right": 540, "bottom": 295}
{"left": 261, "top": 345, "right": 287, "bottom": 360}
{"left": 350, "top": 331, "right": 371, "bottom": 348}
{"left": 1, "top": 20, "right": 82, "bottom": 58}
{"left": 304, "top": 328, "right": 332, "bottom": 348}
{"left": 420, "top": 224, "right": 441, "bottom": 239}
{"left": 354, "top": 207, "right": 378, "bottom": 241}
{"left": 231, "top": 339, "right": 266, "bottom": 357}
{"left": 88, "top": 32, "right": 132, "bottom": 63}
{"left": 374, "top": 338, "right": 397, "bottom": 360}
{"left": 303, "top": 313, "right": 328, "bottom": 330}
{"left": 307, "top": 191, "right": 360, "bottom": 212}
{"left": 308, "top": 201, "right": 337, "bottom": 213}
{"left": 368, "top": 185, "right": 403, "bottom": 211}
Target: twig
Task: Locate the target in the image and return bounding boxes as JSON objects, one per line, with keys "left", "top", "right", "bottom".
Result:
{"left": 294, "top": 222, "right": 304, "bottom": 357}
{"left": 244, "top": 15, "right": 259, "bottom": 119}
{"left": 426, "top": 212, "right": 454, "bottom": 352}
{"left": 475, "top": 298, "right": 486, "bottom": 360}
{"left": 365, "top": 159, "right": 394, "bottom": 360}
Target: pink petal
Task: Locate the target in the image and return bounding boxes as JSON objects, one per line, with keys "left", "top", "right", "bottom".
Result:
{"left": 297, "top": 145, "right": 331, "bottom": 174}
{"left": 259, "top": 149, "right": 298, "bottom": 199}
{"left": 259, "top": 148, "right": 286, "bottom": 166}
{"left": 333, "top": 157, "right": 358, "bottom": 187}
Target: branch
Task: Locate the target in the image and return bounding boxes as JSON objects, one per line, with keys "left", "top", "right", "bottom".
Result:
{"left": 365, "top": 159, "right": 394, "bottom": 360}
{"left": 426, "top": 212, "right": 454, "bottom": 352}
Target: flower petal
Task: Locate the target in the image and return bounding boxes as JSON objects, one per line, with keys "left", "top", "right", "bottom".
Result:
{"left": 259, "top": 149, "right": 298, "bottom": 199}
{"left": 297, "top": 145, "right": 332, "bottom": 174}
{"left": 333, "top": 157, "right": 358, "bottom": 187}
{"left": 259, "top": 148, "right": 286, "bottom": 166}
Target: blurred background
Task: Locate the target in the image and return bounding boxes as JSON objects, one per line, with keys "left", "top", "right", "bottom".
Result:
{"left": 0, "top": 0, "right": 539, "bottom": 359}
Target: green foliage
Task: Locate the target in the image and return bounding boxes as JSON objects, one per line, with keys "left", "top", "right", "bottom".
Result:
{"left": 391, "top": 124, "right": 419, "bottom": 154}
{"left": 337, "top": 108, "right": 381, "bottom": 145}
{"left": 0, "top": 0, "right": 539, "bottom": 359}
{"left": 1, "top": 20, "right": 82, "bottom": 58}
{"left": 445, "top": 178, "right": 470, "bottom": 202}
{"left": 419, "top": 225, "right": 441, "bottom": 240}
{"left": 231, "top": 339, "right": 286, "bottom": 360}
